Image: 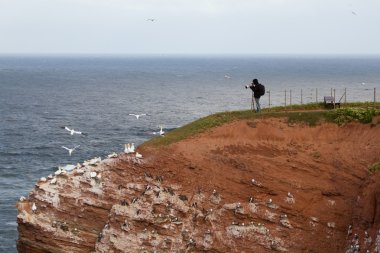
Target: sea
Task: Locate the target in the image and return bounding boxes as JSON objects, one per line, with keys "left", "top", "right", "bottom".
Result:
{"left": 1, "top": 55, "right": 380, "bottom": 252}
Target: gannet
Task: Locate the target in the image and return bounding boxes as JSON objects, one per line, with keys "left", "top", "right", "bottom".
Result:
{"left": 19, "top": 196, "right": 26, "bottom": 201}
{"left": 90, "top": 172, "right": 97, "bottom": 178}
{"left": 124, "top": 144, "right": 131, "bottom": 153}
{"left": 55, "top": 168, "right": 63, "bottom": 176}
{"left": 50, "top": 178, "right": 57, "bottom": 184}
{"left": 62, "top": 126, "right": 87, "bottom": 136}
{"left": 153, "top": 126, "right": 165, "bottom": 136}
{"left": 32, "top": 203, "right": 37, "bottom": 213}
{"left": 130, "top": 143, "right": 135, "bottom": 153}
{"left": 135, "top": 152, "right": 143, "bottom": 159}
{"left": 347, "top": 225, "right": 352, "bottom": 237}
{"left": 107, "top": 152, "right": 118, "bottom": 158}
{"left": 251, "top": 178, "right": 262, "bottom": 187}
{"left": 61, "top": 145, "right": 80, "bottom": 156}
{"left": 129, "top": 113, "right": 146, "bottom": 119}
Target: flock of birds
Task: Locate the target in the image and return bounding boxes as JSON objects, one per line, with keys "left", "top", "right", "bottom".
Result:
{"left": 20, "top": 112, "right": 167, "bottom": 213}
{"left": 345, "top": 225, "right": 380, "bottom": 253}
{"left": 59, "top": 114, "right": 165, "bottom": 157}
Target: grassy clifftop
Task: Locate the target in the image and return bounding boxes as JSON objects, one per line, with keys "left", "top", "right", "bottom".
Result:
{"left": 142, "top": 102, "right": 380, "bottom": 148}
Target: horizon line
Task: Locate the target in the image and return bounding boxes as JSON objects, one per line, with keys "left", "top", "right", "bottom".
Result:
{"left": 1, "top": 52, "right": 380, "bottom": 59}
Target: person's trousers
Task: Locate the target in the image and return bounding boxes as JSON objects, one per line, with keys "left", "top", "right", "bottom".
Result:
{"left": 254, "top": 97, "right": 261, "bottom": 112}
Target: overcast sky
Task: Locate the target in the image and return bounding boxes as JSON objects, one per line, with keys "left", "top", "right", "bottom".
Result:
{"left": 0, "top": 0, "right": 379, "bottom": 55}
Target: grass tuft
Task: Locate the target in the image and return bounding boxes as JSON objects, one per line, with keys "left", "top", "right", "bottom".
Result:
{"left": 368, "top": 162, "right": 380, "bottom": 174}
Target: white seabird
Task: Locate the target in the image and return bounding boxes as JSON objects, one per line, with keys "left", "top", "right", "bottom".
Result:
{"left": 146, "top": 18, "right": 155, "bottom": 22}
{"left": 129, "top": 113, "right": 146, "bottom": 119}
{"left": 135, "top": 152, "right": 143, "bottom": 159}
{"left": 62, "top": 126, "right": 87, "bottom": 136}
{"left": 19, "top": 196, "right": 26, "bottom": 201}
{"left": 50, "top": 178, "right": 57, "bottom": 184}
{"left": 153, "top": 126, "right": 165, "bottom": 136}
{"left": 61, "top": 145, "right": 80, "bottom": 156}
{"left": 130, "top": 143, "right": 135, "bottom": 153}
{"left": 124, "top": 144, "right": 131, "bottom": 153}
{"left": 90, "top": 172, "right": 97, "bottom": 178}
{"left": 32, "top": 203, "right": 37, "bottom": 213}
{"left": 124, "top": 143, "right": 135, "bottom": 153}
{"left": 55, "top": 168, "right": 63, "bottom": 176}
{"left": 107, "top": 152, "right": 118, "bottom": 158}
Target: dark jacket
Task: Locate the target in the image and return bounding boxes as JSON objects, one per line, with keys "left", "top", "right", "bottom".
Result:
{"left": 250, "top": 83, "right": 264, "bottom": 98}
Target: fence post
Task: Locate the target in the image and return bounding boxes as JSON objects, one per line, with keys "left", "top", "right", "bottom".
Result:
{"left": 285, "top": 90, "right": 287, "bottom": 107}
{"left": 330, "top": 88, "right": 333, "bottom": 97}
{"left": 316, "top": 88, "right": 318, "bottom": 103}
{"left": 301, "top": 89, "right": 303, "bottom": 104}
{"left": 344, "top": 88, "right": 347, "bottom": 103}
{"left": 333, "top": 89, "right": 336, "bottom": 108}
{"left": 375, "top": 88, "right": 377, "bottom": 103}
{"left": 268, "top": 90, "right": 271, "bottom": 108}
{"left": 290, "top": 90, "right": 292, "bottom": 107}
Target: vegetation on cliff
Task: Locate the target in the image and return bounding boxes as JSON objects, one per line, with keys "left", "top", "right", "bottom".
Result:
{"left": 142, "top": 102, "right": 380, "bottom": 147}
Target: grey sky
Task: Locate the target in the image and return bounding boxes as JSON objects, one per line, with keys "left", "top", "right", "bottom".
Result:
{"left": 0, "top": 0, "right": 379, "bottom": 55}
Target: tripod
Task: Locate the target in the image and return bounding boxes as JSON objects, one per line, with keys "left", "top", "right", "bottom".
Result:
{"left": 251, "top": 91, "right": 255, "bottom": 111}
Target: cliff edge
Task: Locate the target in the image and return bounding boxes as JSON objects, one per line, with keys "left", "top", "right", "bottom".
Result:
{"left": 17, "top": 117, "right": 380, "bottom": 252}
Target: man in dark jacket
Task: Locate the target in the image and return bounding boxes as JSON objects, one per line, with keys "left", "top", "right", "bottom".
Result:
{"left": 247, "top": 79, "right": 265, "bottom": 112}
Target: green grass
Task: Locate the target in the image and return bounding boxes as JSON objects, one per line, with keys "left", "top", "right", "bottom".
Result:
{"left": 141, "top": 102, "right": 380, "bottom": 148}
{"left": 368, "top": 162, "right": 380, "bottom": 173}
{"left": 266, "top": 101, "right": 380, "bottom": 112}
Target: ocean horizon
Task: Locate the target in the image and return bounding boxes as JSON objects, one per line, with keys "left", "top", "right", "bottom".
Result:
{"left": 1, "top": 55, "right": 380, "bottom": 252}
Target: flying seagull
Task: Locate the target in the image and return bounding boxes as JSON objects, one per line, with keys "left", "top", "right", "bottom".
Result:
{"left": 129, "top": 113, "right": 146, "bottom": 119}
{"left": 61, "top": 126, "right": 87, "bottom": 136}
{"left": 351, "top": 11, "right": 357, "bottom": 16}
{"left": 61, "top": 145, "right": 80, "bottom": 156}
{"left": 146, "top": 18, "right": 155, "bottom": 22}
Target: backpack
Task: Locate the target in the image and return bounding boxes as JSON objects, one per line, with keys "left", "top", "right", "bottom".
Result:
{"left": 258, "top": 83, "right": 265, "bottom": 96}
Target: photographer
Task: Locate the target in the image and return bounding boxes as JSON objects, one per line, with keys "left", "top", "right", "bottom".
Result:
{"left": 245, "top": 78, "right": 265, "bottom": 112}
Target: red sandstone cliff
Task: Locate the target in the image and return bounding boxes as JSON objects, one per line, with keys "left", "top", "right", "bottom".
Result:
{"left": 17, "top": 118, "right": 380, "bottom": 252}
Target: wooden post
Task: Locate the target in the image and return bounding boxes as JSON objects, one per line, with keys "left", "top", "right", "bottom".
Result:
{"left": 316, "top": 88, "right": 318, "bottom": 103}
{"left": 333, "top": 89, "right": 336, "bottom": 109}
{"left": 290, "top": 90, "right": 292, "bottom": 107}
{"left": 375, "top": 88, "right": 377, "bottom": 103}
{"left": 330, "top": 88, "right": 333, "bottom": 97}
{"left": 268, "top": 90, "right": 271, "bottom": 108}
{"left": 285, "top": 90, "right": 287, "bottom": 107}
{"left": 344, "top": 88, "right": 347, "bottom": 103}
{"left": 301, "top": 89, "right": 303, "bottom": 104}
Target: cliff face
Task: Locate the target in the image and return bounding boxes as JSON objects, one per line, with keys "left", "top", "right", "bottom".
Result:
{"left": 17, "top": 118, "right": 380, "bottom": 252}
